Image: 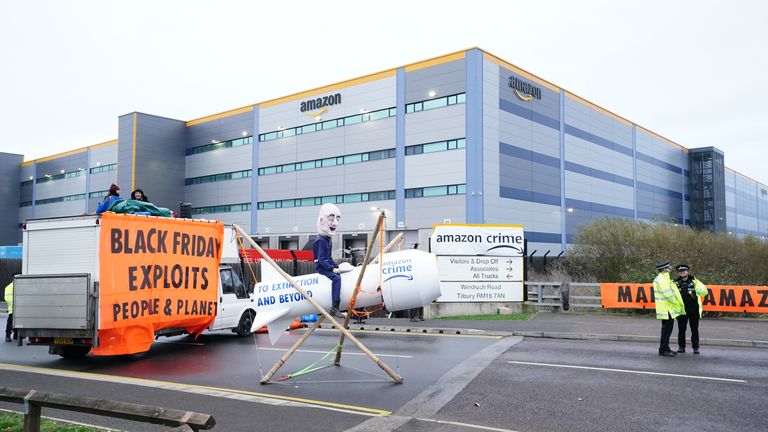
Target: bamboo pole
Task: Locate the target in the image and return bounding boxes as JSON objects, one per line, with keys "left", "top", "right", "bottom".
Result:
{"left": 334, "top": 212, "right": 384, "bottom": 366}
{"left": 260, "top": 315, "right": 326, "bottom": 384}
{"left": 369, "top": 232, "right": 403, "bottom": 264}
{"left": 232, "top": 224, "right": 402, "bottom": 384}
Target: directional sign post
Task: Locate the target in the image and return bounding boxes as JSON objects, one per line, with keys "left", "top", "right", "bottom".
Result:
{"left": 430, "top": 224, "right": 525, "bottom": 302}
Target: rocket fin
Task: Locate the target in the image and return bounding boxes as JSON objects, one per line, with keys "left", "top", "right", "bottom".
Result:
{"left": 260, "top": 262, "right": 282, "bottom": 282}
{"left": 249, "top": 307, "right": 290, "bottom": 334}
{"left": 267, "top": 317, "right": 295, "bottom": 345}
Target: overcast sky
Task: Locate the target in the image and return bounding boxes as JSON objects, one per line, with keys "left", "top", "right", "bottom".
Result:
{"left": 1, "top": 0, "right": 765, "bottom": 184}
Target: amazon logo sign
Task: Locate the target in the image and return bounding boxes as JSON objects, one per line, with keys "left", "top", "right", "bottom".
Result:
{"left": 382, "top": 258, "right": 414, "bottom": 284}
{"left": 299, "top": 93, "right": 342, "bottom": 116}
{"left": 430, "top": 224, "right": 525, "bottom": 257}
{"left": 508, "top": 76, "right": 541, "bottom": 102}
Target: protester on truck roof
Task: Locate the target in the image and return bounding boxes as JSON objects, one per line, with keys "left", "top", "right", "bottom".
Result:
{"left": 96, "top": 183, "right": 123, "bottom": 214}
{"left": 131, "top": 188, "right": 149, "bottom": 202}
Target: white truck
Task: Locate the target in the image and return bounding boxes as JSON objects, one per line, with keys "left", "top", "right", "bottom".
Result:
{"left": 13, "top": 215, "right": 257, "bottom": 358}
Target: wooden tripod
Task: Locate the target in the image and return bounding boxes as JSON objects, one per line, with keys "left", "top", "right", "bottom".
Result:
{"left": 232, "top": 217, "right": 404, "bottom": 384}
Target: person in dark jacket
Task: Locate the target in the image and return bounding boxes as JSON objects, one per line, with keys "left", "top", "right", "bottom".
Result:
{"left": 312, "top": 204, "right": 352, "bottom": 318}
{"left": 4, "top": 278, "right": 15, "bottom": 342}
{"left": 96, "top": 183, "right": 124, "bottom": 214}
{"left": 130, "top": 189, "right": 149, "bottom": 202}
{"left": 675, "top": 264, "right": 709, "bottom": 354}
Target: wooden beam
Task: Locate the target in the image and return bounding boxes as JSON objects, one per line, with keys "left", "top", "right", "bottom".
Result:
{"left": 334, "top": 212, "right": 384, "bottom": 366}
{"left": 260, "top": 315, "right": 326, "bottom": 384}
{"left": 0, "top": 387, "right": 215, "bottom": 430}
{"left": 232, "top": 224, "right": 402, "bottom": 384}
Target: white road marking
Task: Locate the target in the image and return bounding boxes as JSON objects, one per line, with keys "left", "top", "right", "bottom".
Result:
{"left": 257, "top": 347, "right": 412, "bottom": 358}
{"left": 417, "top": 417, "right": 520, "bottom": 432}
{"left": 507, "top": 360, "right": 747, "bottom": 383}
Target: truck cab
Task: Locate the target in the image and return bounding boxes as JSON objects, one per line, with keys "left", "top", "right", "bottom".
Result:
{"left": 213, "top": 264, "right": 255, "bottom": 336}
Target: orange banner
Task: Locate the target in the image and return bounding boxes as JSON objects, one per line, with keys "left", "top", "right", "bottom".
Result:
{"left": 600, "top": 283, "right": 768, "bottom": 313}
{"left": 92, "top": 213, "right": 223, "bottom": 355}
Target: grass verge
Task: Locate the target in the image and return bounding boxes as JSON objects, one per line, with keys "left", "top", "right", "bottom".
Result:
{"left": 0, "top": 412, "right": 107, "bottom": 432}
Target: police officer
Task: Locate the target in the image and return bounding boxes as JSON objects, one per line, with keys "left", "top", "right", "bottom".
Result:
{"left": 653, "top": 261, "right": 685, "bottom": 357}
{"left": 675, "top": 264, "right": 709, "bottom": 354}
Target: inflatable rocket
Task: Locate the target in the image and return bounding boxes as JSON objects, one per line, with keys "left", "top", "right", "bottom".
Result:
{"left": 250, "top": 248, "right": 442, "bottom": 344}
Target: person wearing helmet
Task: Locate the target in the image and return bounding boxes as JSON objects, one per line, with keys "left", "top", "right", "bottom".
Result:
{"left": 674, "top": 264, "right": 709, "bottom": 354}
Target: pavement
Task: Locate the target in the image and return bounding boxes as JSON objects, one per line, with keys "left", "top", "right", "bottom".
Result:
{"left": 322, "top": 311, "right": 768, "bottom": 348}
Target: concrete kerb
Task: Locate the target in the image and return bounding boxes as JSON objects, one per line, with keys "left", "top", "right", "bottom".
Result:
{"left": 317, "top": 323, "right": 768, "bottom": 349}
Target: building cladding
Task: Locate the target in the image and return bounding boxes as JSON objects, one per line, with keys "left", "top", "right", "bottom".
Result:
{"left": 2, "top": 47, "right": 767, "bottom": 252}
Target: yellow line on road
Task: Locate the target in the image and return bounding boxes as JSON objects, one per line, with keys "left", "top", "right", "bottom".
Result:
{"left": 314, "top": 328, "right": 503, "bottom": 340}
{"left": 0, "top": 363, "right": 391, "bottom": 416}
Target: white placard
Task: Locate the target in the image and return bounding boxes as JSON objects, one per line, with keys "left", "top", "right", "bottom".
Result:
{"left": 437, "top": 256, "right": 523, "bottom": 282}
{"left": 431, "top": 225, "right": 524, "bottom": 256}
{"left": 438, "top": 281, "right": 524, "bottom": 302}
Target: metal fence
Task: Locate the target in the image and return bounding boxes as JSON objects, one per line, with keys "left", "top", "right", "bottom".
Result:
{"left": 525, "top": 282, "right": 602, "bottom": 311}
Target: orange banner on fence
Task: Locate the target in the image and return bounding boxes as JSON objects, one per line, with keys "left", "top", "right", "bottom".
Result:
{"left": 92, "top": 213, "right": 224, "bottom": 355}
{"left": 600, "top": 283, "right": 768, "bottom": 313}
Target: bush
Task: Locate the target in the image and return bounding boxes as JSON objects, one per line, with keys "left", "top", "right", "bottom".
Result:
{"left": 564, "top": 218, "right": 768, "bottom": 285}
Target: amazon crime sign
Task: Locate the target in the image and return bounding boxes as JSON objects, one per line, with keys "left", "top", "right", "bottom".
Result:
{"left": 92, "top": 213, "right": 224, "bottom": 355}
{"left": 601, "top": 283, "right": 768, "bottom": 313}
{"left": 431, "top": 224, "right": 524, "bottom": 302}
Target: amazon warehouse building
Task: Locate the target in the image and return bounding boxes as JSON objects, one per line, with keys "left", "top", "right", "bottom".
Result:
{"left": 1, "top": 48, "right": 768, "bottom": 256}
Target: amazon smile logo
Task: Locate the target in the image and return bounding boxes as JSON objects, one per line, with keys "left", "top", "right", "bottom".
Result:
{"left": 508, "top": 76, "right": 541, "bottom": 102}
{"left": 383, "top": 274, "right": 414, "bottom": 283}
{"left": 484, "top": 244, "right": 523, "bottom": 254}
{"left": 300, "top": 93, "right": 342, "bottom": 116}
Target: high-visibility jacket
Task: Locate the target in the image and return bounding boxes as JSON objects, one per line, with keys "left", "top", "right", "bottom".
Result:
{"left": 653, "top": 272, "right": 684, "bottom": 319}
{"left": 3, "top": 282, "right": 11, "bottom": 314}
{"left": 676, "top": 276, "right": 709, "bottom": 318}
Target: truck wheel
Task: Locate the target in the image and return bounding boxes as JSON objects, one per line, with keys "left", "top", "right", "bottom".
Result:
{"left": 236, "top": 310, "right": 256, "bottom": 337}
{"left": 57, "top": 346, "right": 91, "bottom": 359}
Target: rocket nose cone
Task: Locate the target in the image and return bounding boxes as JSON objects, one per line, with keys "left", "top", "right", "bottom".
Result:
{"left": 378, "top": 249, "right": 441, "bottom": 311}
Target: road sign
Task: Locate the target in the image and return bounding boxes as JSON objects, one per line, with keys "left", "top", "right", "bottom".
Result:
{"left": 431, "top": 224, "right": 525, "bottom": 303}
{"left": 437, "top": 256, "right": 523, "bottom": 282}
{"left": 438, "top": 281, "right": 524, "bottom": 302}
{"left": 430, "top": 224, "right": 524, "bottom": 256}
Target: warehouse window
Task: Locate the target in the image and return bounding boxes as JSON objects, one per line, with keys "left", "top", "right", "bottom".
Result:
{"left": 90, "top": 163, "right": 117, "bottom": 174}
{"left": 36, "top": 169, "right": 85, "bottom": 184}
{"left": 405, "top": 184, "right": 466, "bottom": 198}
{"left": 185, "top": 169, "right": 252, "bottom": 185}
{"left": 258, "top": 149, "right": 395, "bottom": 176}
{"left": 258, "top": 107, "right": 396, "bottom": 143}
{"left": 405, "top": 93, "right": 466, "bottom": 114}
{"left": 258, "top": 190, "right": 395, "bottom": 210}
{"left": 89, "top": 190, "right": 108, "bottom": 198}
{"left": 187, "top": 136, "right": 254, "bottom": 156}
{"left": 191, "top": 203, "right": 252, "bottom": 215}
{"left": 20, "top": 179, "right": 33, "bottom": 187}
{"left": 35, "top": 193, "right": 87, "bottom": 205}
{"left": 405, "top": 138, "right": 466, "bottom": 155}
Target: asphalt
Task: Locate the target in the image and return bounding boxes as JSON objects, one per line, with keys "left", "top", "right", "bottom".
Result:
{"left": 323, "top": 311, "right": 768, "bottom": 348}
